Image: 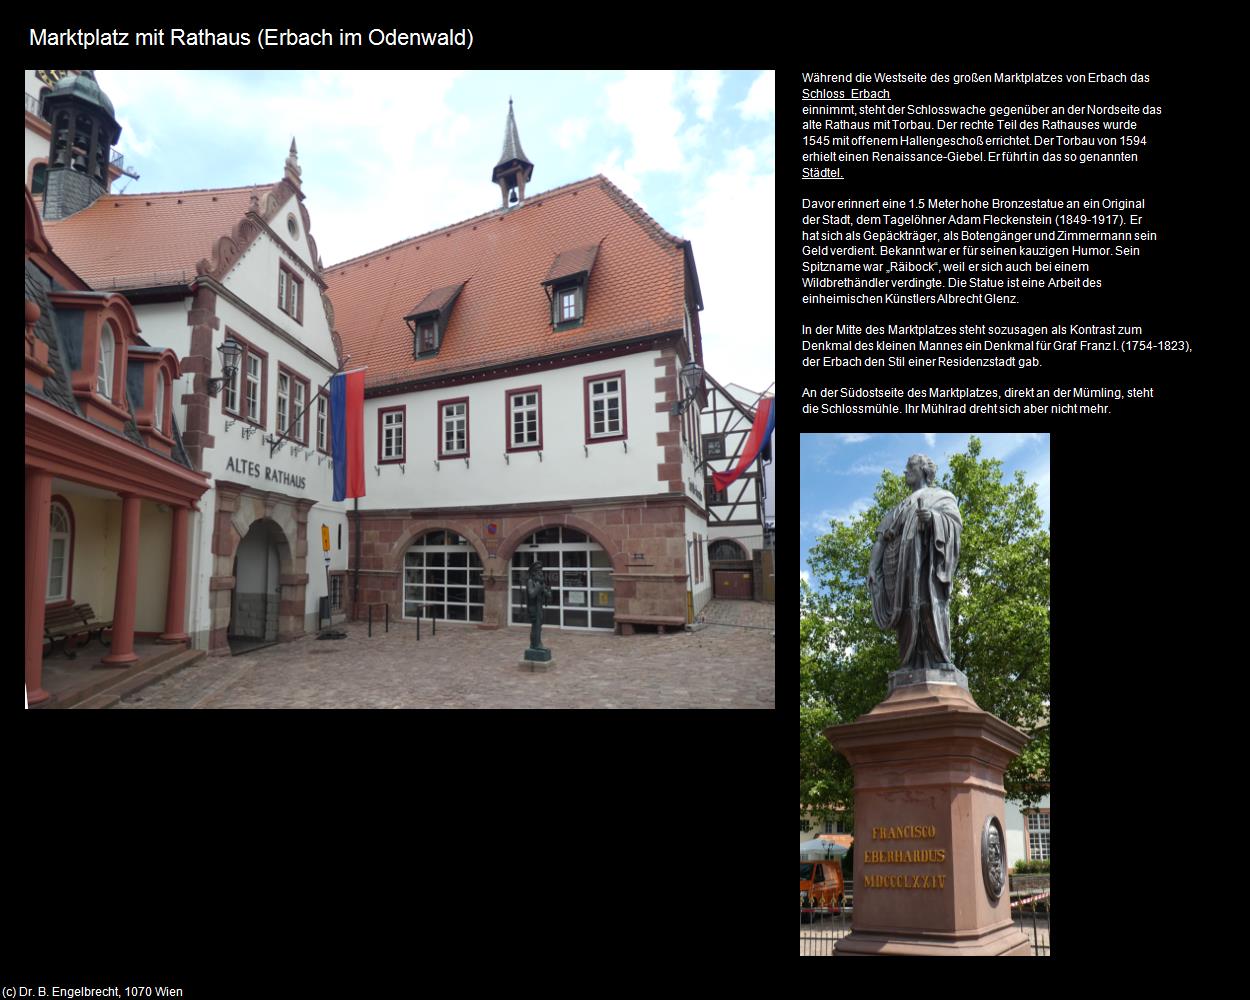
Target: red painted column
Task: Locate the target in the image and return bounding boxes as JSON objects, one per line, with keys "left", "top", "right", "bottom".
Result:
{"left": 24, "top": 466, "right": 53, "bottom": 705}
{"left": 159, "top": 505, "right": 190, "bottom": 643}
{"left": 101, "top": 493, "right": 142, "bottom": 667}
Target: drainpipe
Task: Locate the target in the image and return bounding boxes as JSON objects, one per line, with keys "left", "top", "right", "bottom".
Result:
{"left": 353, "top": 497, "right": 361, "bottom": 620}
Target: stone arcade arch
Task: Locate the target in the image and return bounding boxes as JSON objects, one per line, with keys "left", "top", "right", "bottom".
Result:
{"left": 498, "top": 517, "right": 624, "bottom": 632}
{"left": 209, "top": 484, "right": 314, "bottom": 655}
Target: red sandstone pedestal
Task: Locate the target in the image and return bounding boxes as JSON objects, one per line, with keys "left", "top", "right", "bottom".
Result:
{"left": 825, "top": 680, "right": 1032, "bottom": 956}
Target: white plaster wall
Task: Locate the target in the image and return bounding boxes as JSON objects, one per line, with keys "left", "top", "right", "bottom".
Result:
{"left": 686, "top": 505, "right": 712, "bottom": 615}
{"left": 303, "top": 502, "right": 350, "bottom": 617}
{"left": 207, "top": 296, "right": 341, "bottom": 506}
{"left": 359, "top": 352, "right": 668, "bottom": 510}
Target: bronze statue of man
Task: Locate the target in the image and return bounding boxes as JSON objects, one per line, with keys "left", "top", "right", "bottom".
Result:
{"left": 526, "top": 561, "right": 553, "bottom": 652}
{"left": 867, "top": 454, "right": 963, "bottom": 672}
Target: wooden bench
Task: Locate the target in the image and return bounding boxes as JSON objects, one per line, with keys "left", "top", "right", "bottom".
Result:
{"left": 43, "top": 603, "right": 113, "bottom": 658}
{"left": 614, "top": 614, "right": 687, "bottom": 636}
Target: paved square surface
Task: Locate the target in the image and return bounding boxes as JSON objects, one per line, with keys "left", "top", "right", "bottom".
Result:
{"left": 115, "top": 600, "right": 775, "bottom": 709}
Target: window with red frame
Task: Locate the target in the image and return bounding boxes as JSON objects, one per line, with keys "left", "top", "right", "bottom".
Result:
{"left": 278, "top": 261, "right": 304, "bottom": 323}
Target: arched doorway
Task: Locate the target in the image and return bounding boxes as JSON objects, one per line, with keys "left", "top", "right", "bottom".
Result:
{"left": 508, "top": 526, "right": 615, "bottom": 631}
{"left": 402, "top": 529, "right": 486, "bottom": 623}
{"left": 229, "top": 519, "right": 284, "bottom": 653}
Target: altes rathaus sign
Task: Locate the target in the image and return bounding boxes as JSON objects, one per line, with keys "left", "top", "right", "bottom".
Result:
{"left": 223, "top": 456, "right": 307, "bottom": 491}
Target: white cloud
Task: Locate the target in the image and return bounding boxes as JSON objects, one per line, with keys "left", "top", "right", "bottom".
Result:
{"left": 924, "top": 433, "right": 937, "bottom": 446}
{"left": 556, "top": 117, "right": 590, "bottom": 151}
{"left": 970, "top": 433, "right": 1044, "bottom": 461}
{"left": 1025, "top": 458, "right": 1051, "bottom": 525}
{"left": 839, "top": 433, "right": 872, "bottom": 443}
{"left": 679, "top": 141, "right": 774, "bottom": 390}
{"left": 593, "top": 148, "right": 644, "bottom": 201}
{"left": 803, "top": 499, "right": 872, "bottom": 536}
{"left": 687, "top": 70, "right": 724, "bottom": 122}
{"left": 844, "top": 460, "right": 888, "bottom": 476}
{"left": 604, "top": 70, "right": 686, "bottom": 176}
{"left": 100, "top": 70, "right": 485, "bottom": 265}
{"left": 801, "top": 570, "right": 810, "bottom": 586}
{"left": 737, "top": 70, "right": 775, "bottom": 121}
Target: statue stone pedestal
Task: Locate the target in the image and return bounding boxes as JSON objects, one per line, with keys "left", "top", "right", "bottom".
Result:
{"left": 520, "top": 648, "right": 553, "bottom": 672}
{"left": 824, "top": 677, "right": 1032, "bottom": 956}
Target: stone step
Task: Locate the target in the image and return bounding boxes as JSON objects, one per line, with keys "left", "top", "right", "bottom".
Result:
{"left": 71, "top": 649, "right": 206, "bottom": 710}
{"left": 50, "top": 643, "right": 190, "bottom": 709}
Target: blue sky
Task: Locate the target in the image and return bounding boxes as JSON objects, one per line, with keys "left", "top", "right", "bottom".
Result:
{"left": 90, "top": 69, "right": 775, "bottom": 392}
{"left": 799, "top": 433, "right": 1051, "bottom": 587}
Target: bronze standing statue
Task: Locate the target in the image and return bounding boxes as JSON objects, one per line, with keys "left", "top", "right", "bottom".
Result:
{"left": 526, "top": 561, "right": 553, "bottom": 652}
{"left": 867, "top": 454, "right": 963, "bottom": 673}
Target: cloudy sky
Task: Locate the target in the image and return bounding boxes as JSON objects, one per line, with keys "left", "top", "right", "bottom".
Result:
{"left": 91, "top": 69, "right": 775, "bottom": 393}
{"left": 799, "top": 433, "right": 1051, "bottom": 588}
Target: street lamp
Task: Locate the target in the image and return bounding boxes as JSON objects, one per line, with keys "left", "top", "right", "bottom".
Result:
{"left": 670, "top": 360, "right": 704, "bottom": 416}
{"left": 207, "top": 337, "right": 242, "bottom": 397}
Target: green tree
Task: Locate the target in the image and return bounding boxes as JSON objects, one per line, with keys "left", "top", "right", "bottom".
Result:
{"left": 800, "top": 437, "right": 1050, "bottom": 825}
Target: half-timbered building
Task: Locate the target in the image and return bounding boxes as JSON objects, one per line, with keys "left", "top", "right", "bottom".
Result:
{"left": 700, "top": 375, "right": 774, "bottom": 600}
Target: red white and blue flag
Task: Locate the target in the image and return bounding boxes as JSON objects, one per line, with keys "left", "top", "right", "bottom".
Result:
{"left": 330, "top": 369, "right": 366, "bottom": 501}
{"left": 713, "top": 397, "right": 774, "bottom": 494}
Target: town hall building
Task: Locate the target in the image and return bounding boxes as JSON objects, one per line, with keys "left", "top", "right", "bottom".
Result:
{"left": 325, "top": 103, "right": 714, "bottom": 633}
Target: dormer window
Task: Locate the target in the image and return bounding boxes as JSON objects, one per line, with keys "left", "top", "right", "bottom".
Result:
{"left": 419, "top": 321, "right": 437, "bottom": 355}
{"left": 555, "top": 284, "right": 582, "bottom": 326}
{"left": 128, "top": 345, "right": 180, "bottom": 454}
{"left": 50, "top": 290, "right": 136, "bottom": 433}
{"left": 404, "top": 282, "right": 465, "bottom": 360}
{"left": 542, "top": 243, "right": 600, "bottom": 332}
{"left": 154, "top": 371, "right": 166, "bottom": 434}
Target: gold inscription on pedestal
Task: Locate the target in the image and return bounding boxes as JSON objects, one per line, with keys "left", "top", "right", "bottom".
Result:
{"left": 864, "top": 822, "right": 946, "bottom": 889}
{"left": 863, "top": 849, "right": 946, "bottom": 863}
{"left": 871, "top": 825, "right": 937, "bottom": 840}
{"left": 861, "top": 874, "right": 947, "bottom": 889}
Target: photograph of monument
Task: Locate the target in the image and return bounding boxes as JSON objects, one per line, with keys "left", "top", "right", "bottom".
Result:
{"left": 800, "top": 433, "right": 1050, "bottom": 955}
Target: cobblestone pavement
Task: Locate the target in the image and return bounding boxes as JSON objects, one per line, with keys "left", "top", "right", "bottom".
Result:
{"left": 696, "top": 598, "right": 777, "bottom": 629}
{"left": 115, "top": 600, "right": 775, "bottom": 709}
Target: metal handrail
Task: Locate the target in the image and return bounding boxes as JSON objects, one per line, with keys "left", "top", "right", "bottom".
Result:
{"left": 25, "top": 92, "right": 41, "bottom": 116}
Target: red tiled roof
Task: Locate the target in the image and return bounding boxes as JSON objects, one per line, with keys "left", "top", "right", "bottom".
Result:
{"left": 543, "top": 243, "right": 600, "bottom": 284}
{"left": 406, "top": 282, "right": 465, "bottom": 319}
{"left": 43, "top": 183, "right": 277, "bottom": 290}
{"left": 324, "top": 175, "right": 689, "bottom": 390}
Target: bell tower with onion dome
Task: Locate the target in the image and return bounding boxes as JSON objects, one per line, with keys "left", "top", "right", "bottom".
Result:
{"left": 41, "top": 69, "right": 122, "bottom": 221}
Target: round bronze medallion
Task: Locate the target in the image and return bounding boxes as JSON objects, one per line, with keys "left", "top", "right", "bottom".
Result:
{"left": 981, "top": 815, "right": 1006, "bottom": 901}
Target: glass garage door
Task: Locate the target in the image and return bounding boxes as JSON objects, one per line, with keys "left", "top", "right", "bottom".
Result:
{"left": 404, "top": 530, "right": 485, "bottom": 622}
{"left": 509, "top": 526, "right": 614, "bottom": 630}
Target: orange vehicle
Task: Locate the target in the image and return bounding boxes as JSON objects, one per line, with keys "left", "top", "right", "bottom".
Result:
{"left": 800, "top": 858, "right": 845, "bottom": 918}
